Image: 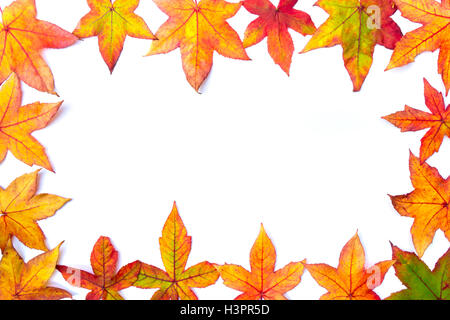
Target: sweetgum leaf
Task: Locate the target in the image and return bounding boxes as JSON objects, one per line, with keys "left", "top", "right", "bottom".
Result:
{"left": 388, "top": 245, "right": 449, "bottom": 300}
{"left": 0, "top": 0, "right": 77, "bottom": 93}
{"left": 0, "top": 170, "right": 70, "bottom": 251}
{"left": 387, "top": 0, "right": 450, "bottom": 94}
{"left": 305, "top": 233, "right": 394, "bottom": 300}
{"left": 57, "top": 236, "right": 141, "bottom": 300}
{"left": 0, "top": 240, "right": 71, "bottom": 300}
{"left": 218, "top": 224, "right": 305, "bottom": 300}
{"left": 303, "top": 0, "right": 402, "bottom": 91}
{"left": 243, "top": 0, "right": 316, "bottom": 74}
{"left": 383, "top": 79, "right": 450, "bottom": 163}
{"left": 147, "top": 0, "right": 250, "bottom": 92}
{"left": 134, "top": 202, "right": 219, "bottom": 300}
{"left": 389, "top": 152, "right": 449, "bottom": 257}
{"left": 74, "top": 0, "right": 156, "bottom": 72}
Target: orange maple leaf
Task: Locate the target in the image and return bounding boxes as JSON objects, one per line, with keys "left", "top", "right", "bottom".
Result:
{"left": 387, "top": 0, "right": 450, "bottom": 94}
{"left": 242, "top": 0, "right": 316, "bottom": 75}
{"left": 74, "top": 0, "right": 156, "bottom": 73}
{"left": 0, "top": 74, "right": 62, "bottom": 171}
{"left": 217, "top": 224, "right": 305, "bottom": 300}
{"left": 302, "top": 0, "right": 402, "bottom": 91}
{"left": 0, "top": 0, "right": 77, "bottom": 94}
{"left": 305, "top": 233, "right": 394, "bottom": 300}
{"left": 383, "top": 79, "right": 450, "bottom": 164}
{"left": 134, "top": 202, "right": 219, "bottom": 300}
{"left": 0, "top": 240, "right": 71, "bottom": 300}
{"left": 148, "top": 0, "right": 250, "bottom": 92}
{"left": 57, "top": 236, "right": 141, "bottom": 300}
{"left": 389, "top": 152, "right": 449, "bottom": 257}
{"left": 0, "top": 170, "right": 70, "bottom": 252}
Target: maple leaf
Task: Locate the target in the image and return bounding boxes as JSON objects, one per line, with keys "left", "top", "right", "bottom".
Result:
{"left": 383, "top": 79, "right": 450, "bottom": 163}
{"left": 148, "top": 0, "right": 250, "bottom": 92}
{"left": 0, "top": 240, "right": 71, "bottom": 300}
{"left": 217, "top": 224, "right": 305, "bottom": 300}
{"left": 389, "top": 152, "right": 449, "bottom": 258}
{"left": 302, "top": 0, "right": 402, "bottom": 91}
{"left": 242, "top": 0, "right": 316, "bottom": 74}
{"left": 134, "top": 202, "right": 219, "bottom": 300}
{"left": 386, "top": 0, "right": 450, "bottom": 94}
{"left": 57, "top": 236, "right": 140, "bottom": 300}
{"left": 0, "top": 74, "right": 61, "bottom": 171}
{"left": 0, "top": 0, "right": 77, "bottom": 94}
{"left": 74, "top": 0, "right": 156, "bottom": 73}
{"left": 305, "top": 233, "right": 394, "bottom": 300}
{"left": 387, "top": 245, "right": 449, "bottom": 300}
{"left": 0, "top": 170, "right": 69, "bottom": 252}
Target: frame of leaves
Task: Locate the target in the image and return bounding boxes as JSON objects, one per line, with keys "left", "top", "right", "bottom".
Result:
{"left": 0, "top": 0, "right": 448, "bottom": 300}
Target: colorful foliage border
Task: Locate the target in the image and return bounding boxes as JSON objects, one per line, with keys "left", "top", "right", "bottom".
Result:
{"left": 0, "top": 0, "right": 448, "bottom": 300}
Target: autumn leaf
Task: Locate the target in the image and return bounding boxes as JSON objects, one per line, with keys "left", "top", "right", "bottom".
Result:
{"left": 0, "top": 240, "right": 71, "bottom": 300}
{"left": 383, "top": 79, "right": 450, "bottom": 163}
{"left": 242, "top": 0, "right": 316, "bottom": 74}
{"left": 302, "top": 0, "right": 402, "bottom": 91}
{"left": 148, "top": 0, "right": 250, "bottom": 92}
{"left": 386, "top": 0, "right": 450, "bottom": 94}
{"left": 305, "top": 233, "right": 394, "bottom": 300}
{"left": 0, "top": 0, "right": 77, "bottom": 94}
{"left": 134, "top": 202, "right": 219, "bottom": 300}
{"left": 57, "top": 236, "right": 140, "bottom": 300}
{"left": 0, "top": 74, "right": 61, "bottom": 171}
{"left": 389, "top": 152, "right": 449, "bottom": 258}
{"left": 0, "top": 170, "right": 70, "bottom": 252}
{"left": 74, "top": 0, "right": 156, "bottom": 73}
{"left": 388, "top": 245, "right": 449, "bottom": 300}
{"left": 217, "top": 224, "right": 305, "bottom": 300}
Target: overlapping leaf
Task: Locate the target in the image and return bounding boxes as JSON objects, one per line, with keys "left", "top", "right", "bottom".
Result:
{"left": 0, "top": 74, "right": 61, "bottom": 171}
{"left": 148, "top": 0, "right": 250, "bottom": 92}
{"left": 305, "top": 233, "right": 394, "bottom": 300}
{"left": 218, "top": 224, "right": 305, "bottom": 300}
{"left": 57, "top": 236, "right": 140, "bottom": 300}
{"left": 0, "top": 0, "right": 77, "bottom": 94}
{"left": 0, "top": 0, "right": 446, "bottom": 303}
{"left": 0, "top": 171, "right": 70, "bottom": 252}
{"left": 74, "top": 0, "right": 156, "bottom": 72}
{"left": 134, "top": 202, "right": 219, "bottom": 300}
{"left": 383, "top": 79, "right": 450, "bottom": 163}
{"left": 302, "top": 0, "right": 402, "bottom": 91}
{"left": 387, "top": 0, "right": 450, "bottom": 94}
{"left": 243, "top": 0, "right": 316, "bottom": 74}
{"left": 0, "top": 240, "right": 71, "bottom": 300}
{"left": 389, "top": 152, "right": 449, "bottom": 258}
{"left": 388, "top": 245, "right": 449, "bottom": 300}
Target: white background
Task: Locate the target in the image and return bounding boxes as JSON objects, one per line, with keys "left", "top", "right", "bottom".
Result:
{"left": 0, "top": 0, "right": 448, "bottom": 300}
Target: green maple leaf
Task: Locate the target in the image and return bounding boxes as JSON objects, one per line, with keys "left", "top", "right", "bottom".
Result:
{"left": 388, "top": 245, "right": 449, "bottom": 300}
